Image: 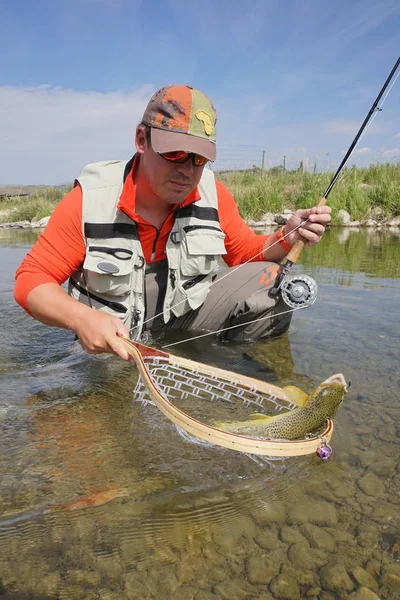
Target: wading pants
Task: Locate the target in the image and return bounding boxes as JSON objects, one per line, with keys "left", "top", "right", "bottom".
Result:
{"left": 143, "top": 260, "right": 292, "bottom": 342}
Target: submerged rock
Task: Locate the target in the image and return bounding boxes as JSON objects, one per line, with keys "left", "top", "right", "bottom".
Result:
{"left": 288, "top": 497, "right": 338, "bottom": 527}
{"left": 352, "top": 565, "right": 379, "bottom": 591}
{"left": 300, "top": 523, "right": 336, "bottom": 552}
{"left": 358, "top": 472, "right": 386, "bottom": 498}
{"left": 269, "top": 573, "right": 301, "bottom": 599}
{"left": 319, "top": 560, "right": 355, "bottom": 593}
{"left": 288, "top": 542, "right": 327, "bottom": 570}
{"left": 347, "top": 588, "right": 381, "bottom": 600}
{"left": 246, "top": 555, "right": 279, "bottom": 585}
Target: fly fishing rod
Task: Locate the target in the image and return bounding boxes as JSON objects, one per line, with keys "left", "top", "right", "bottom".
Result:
{"left": 270, "top": 56, "right": 400, "bottom": 305}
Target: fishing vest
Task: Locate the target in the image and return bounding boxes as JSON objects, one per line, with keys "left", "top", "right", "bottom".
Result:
{"left": 68, "top": 159, "right": 226, "bottom": 339}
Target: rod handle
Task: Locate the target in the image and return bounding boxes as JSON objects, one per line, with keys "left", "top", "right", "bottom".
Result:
{"left": 286, "top": 197, "right": 327, "bottom": 264}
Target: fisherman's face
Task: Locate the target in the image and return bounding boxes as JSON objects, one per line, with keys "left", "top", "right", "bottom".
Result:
{"left": 135, "top": 126, "right": 205, "bottom": 205}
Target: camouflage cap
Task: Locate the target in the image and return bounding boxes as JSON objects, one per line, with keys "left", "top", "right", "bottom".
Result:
{"left": 141, "top": 84, "right": 217, "bottom": 161}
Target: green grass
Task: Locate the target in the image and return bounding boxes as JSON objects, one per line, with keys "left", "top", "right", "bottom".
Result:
{"left": 217, "top": 162, "right": 400, "bottom": 223}
{"left": 0, "top": 187, "right": 70, "bottom": 223}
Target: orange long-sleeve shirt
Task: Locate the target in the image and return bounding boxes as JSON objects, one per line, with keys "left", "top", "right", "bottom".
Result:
{"left": 15, "top": 162, "right": 270, "bottom": 313}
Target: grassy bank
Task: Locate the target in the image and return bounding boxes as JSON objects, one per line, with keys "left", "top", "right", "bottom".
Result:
{"left": 1, "top": 163, "right": 399, "bottom": 224}
{"left": 0, "top": 187, "right": 70, "bottom": 223}
{"left": 218, "top": 162, "right": 400, "bottom": 224}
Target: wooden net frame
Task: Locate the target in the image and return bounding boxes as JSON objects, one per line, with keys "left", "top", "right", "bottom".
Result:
{"left": 119, "top": 338, "right": 333, "bottom": 457}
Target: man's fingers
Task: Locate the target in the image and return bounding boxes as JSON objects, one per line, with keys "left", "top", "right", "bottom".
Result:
{"left": 299, "top": 223, "right": 325, "bottom": 237}
{"left": 308, "top": 212, "right": 331, "bottom": 224}
{"left": 107, "top": 320, "right": 131, "bottom": 360}
{"left": 295, "top": 206, "right": 331, "bottom": 221}
{"left": 107, "top": 338, "right": 131, "bottom": 361}
{"left": 114, "top": 328, "right": 130, "bottom": 341}
{"left": 298, "top": 229, "right": 321, "bottom": 245}
{"left": 74, "top": 312, "right": 132, "bottom": 358}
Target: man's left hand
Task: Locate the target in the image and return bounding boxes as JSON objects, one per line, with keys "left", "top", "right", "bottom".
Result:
{"left": 283, "top": 203, "right": 331, "bottom": 248}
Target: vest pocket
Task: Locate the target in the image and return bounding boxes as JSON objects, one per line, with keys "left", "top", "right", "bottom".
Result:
{"left": 169, "top": 229, "right": 226, "bottom": 315}
{"left": 83, "top": 244, "right": 135, "bottom": 295}
{"left": 180, "top": 230, "right": 226, "bottom": 277}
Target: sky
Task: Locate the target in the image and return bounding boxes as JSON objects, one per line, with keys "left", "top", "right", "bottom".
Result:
{"left": 0, "top": 0, "right": 399, "bottom": 184}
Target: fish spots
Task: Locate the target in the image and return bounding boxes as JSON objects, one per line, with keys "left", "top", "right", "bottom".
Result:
{"left": 215, "top": 378, "right": 347, "bottom": 440}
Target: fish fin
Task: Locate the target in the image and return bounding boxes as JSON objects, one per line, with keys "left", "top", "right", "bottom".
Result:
{"left": 283, "top": 385, "right": 309, "bottom": 406}
{"left": 214, "top": 413, "right": 282, "bottom": 430}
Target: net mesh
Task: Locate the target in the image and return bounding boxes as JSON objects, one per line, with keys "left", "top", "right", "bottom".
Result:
{"left": 133, "top": 357, "right": 299, "bottom": 466}
{"left": 133, "top": 358, "right": 296, "bottom": 412}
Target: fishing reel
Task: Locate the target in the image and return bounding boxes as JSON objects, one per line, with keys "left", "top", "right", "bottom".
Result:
{"left": 280, "top": 274, "right": 318, "bottom": 309}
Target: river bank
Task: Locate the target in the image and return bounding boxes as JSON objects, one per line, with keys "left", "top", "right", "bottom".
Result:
{"left": 1, "top": 162, "right": 399, "bottom": 229}
{"left": 1, "top": 212, "right": 399, "bottom": 231}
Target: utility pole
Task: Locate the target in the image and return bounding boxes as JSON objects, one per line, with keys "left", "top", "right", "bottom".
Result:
{"left": 261, "top": 150, "right": 265, "bottom": 169}
{"left": 283, "top": 155, "right": 286, "bottom": 171}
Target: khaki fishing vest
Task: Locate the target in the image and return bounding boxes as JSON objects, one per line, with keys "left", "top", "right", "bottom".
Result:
{"left": 68, "top": 158, "right": 226, "bottom": 339}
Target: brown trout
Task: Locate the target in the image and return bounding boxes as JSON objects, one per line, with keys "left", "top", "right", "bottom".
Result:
{"left": 214, "top": 374, "right": 348, "bottom": 440}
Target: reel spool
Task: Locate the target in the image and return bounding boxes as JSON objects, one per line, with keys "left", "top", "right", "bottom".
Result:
{"left": 280, "top": 274, "right": 318, "bottom": 309}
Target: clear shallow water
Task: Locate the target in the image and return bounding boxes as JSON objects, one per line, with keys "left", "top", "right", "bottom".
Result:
{"left": 0, "top": 228, "right": 399, "bottom": 599}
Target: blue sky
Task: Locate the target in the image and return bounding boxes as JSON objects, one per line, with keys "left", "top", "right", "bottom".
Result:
{"left": 0, "top": 0, "right": 399, "bottom": 184}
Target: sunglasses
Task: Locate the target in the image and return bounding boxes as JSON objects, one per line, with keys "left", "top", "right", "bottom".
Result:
{"left": 158, "top": 150, "right": 209, "bottom": 167}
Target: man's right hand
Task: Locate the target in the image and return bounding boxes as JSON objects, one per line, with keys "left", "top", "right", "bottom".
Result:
{"left": 74, "top": 309, "right": 131, "bottom": 360}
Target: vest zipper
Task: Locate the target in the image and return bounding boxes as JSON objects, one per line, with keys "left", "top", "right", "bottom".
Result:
{"left": 88, "top": 246, "right": 133, "bottom": 260}
{"left": 70, "top": 279, "right": 127, "bottom": 313}
{"left": 150, "top": 225, "right": 165, "bottom": 261}
{"left": 182, "top": 273, "right": 208, "bottom": 290}
{"left": 183, "top": 225, "right": 222, "bottom": 233}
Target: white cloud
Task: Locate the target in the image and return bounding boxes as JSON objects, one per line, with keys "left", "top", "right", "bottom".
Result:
{"left": 321, "top": 119, "right": 384, "bottom": 135}
{"left": 0, "top": 84, "right": 153, "bottom": 184}
{"left": 332, "top": 2, "right": 400, "bottom": 46}
{"left": 0, "top": 82, "right": 398, "bottom": 185}
{"left": 382, "top": 148, "right": 400, "bottom": 157}
{"left": 341, "top": 147, "right": 370, "bottom": 156}
{"left": 394, "top": 132, "right": 400, "bottom": 139}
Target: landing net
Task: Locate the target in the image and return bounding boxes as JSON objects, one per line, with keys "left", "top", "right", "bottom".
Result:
{"left": 119, "top": 338, "right": 333, "bottom": 458}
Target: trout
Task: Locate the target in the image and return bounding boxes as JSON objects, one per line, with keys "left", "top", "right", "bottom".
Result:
{"left": 214, "top": 374, "right": 348, "bottom": 440}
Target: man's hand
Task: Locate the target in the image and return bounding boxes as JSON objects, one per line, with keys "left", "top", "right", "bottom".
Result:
{"left": 73, "top": 309, "right": 131, "bottom": 360}
{"left": 283, "top": 203, "right": 331, "bottom": 248}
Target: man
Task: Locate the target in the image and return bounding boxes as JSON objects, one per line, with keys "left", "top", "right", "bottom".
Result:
{"left": 15, "top": 84, "right": 331, "bottom": 361}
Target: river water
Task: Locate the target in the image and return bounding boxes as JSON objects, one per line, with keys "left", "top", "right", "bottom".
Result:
{"left": 0, "top": 228, "right": 399, "bottom": 600}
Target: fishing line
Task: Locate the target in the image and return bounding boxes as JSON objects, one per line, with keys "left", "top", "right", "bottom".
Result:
{"left": 271, "top": 56, "right": 400, "bottom": 294}
{"left": 129, "top": 223, "right": 303, "bottom": 336}
{"left": 323, "top": 56, "right": 400, "bottom": 198}
{"left": 162, "top": 307, "right": 303, "bottom": 349}
{"left": 129, "top": 57, "right": 400, "bottom": 340}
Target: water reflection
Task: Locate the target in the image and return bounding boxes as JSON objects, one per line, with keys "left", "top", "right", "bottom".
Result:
{"left": 0, "top": 229, "right": 399, "bottom": 599}
{"left": 301, "top": 227, "right": 400, "bottom": 280}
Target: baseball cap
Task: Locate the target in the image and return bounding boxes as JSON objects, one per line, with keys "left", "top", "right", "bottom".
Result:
{"left": 141, "top": 85, "right": 217, "bottom": 161}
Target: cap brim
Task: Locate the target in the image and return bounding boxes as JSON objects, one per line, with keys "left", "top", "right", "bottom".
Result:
{"left": 150, "top": 128, "right": 216, "bottom": 162}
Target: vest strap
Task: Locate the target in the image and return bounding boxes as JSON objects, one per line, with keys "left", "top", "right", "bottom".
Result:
{"left": 175, "top": 205, "right": 219, "bottom": 221}
{"left": 84, "top": 222, "right": 139, "bottom": 239}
